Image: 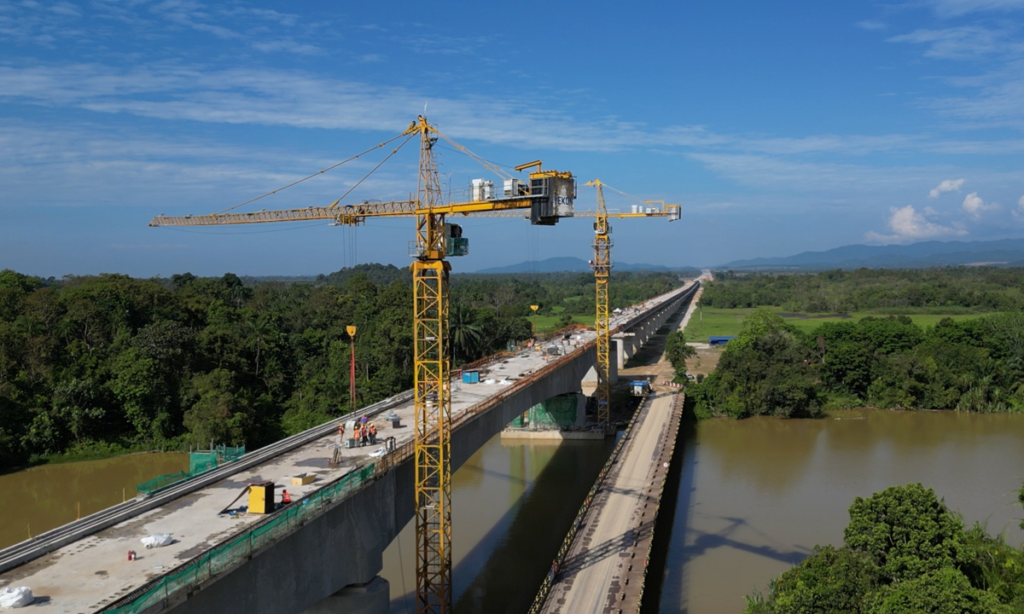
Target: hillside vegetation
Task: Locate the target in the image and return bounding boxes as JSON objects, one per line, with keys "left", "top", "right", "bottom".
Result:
{"left": 0, "top": 267, "right": 680, "bottom": 469}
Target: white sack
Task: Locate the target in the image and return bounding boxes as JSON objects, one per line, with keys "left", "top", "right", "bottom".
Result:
{"left": 0, "top": 587, "right": 34, "bottom": 608}
{"left": 141, "top": 533, "right": 174, "bottom": 548}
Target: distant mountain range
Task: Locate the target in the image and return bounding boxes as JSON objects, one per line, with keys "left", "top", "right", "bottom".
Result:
{"left": 719, "top": 239, "right": 1024, "bottom": 271}
{"left": 474, "top": 257, "right": 697, "bottom": 274}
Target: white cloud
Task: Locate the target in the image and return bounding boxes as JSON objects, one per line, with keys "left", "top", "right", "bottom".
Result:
{"left": 923, "top": 0, "right": 1024, "bottom": 17}
{"left": 929, "top": 178, "right": 965, "bottom": 197}
{"left": 1018, "top": 195, "right": 1024, "bottom": 209}
{"left": 929, "top": 63, "right": 1024, "bottom": 129}
{"left": 887, "top": 26, "right": 1019, "bottom": 60}
{"left": 857, "top": 20, "right": 887, "bottom": 31}
{"left": 865, "top": 205, "right": 967, "bottom": 243}
{"left": 961, "top": 191, "right": 997, "bottom": 218}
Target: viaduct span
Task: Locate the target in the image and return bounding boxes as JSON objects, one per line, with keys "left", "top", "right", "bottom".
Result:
{"left": 0, "top": 282, "right": 700, "bottom": 614}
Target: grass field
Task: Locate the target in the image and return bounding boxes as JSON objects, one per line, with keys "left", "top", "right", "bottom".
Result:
{"left": 683, "top": 306, "right": 991, "bottom": 341}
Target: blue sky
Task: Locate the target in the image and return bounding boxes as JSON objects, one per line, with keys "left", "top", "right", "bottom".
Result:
{"left": 2, "top": 0, "right": 1024, "bottom": 277}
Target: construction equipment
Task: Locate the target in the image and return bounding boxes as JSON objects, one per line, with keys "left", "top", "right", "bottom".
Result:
{"left": 150, "top": 116, "right": 575, "bottom": 614}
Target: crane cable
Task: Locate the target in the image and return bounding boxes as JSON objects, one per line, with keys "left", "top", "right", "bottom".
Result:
{"left": 216, "top": 130, "right": 414, "bottom": 215}
{"left": 432, "top": 128, "right": 514, "bottom": 182}
{"left": 327, "top": 133, "right": 416, "bottom": 209}
{"left": 586, "top": 181, "right": 647, "bottom": 204}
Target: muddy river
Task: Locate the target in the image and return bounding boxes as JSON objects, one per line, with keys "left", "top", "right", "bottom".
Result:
{"left": 656, "top": 408, "right": 1024, "bottom": 613}
{"left": 5, "top": 408, "right": 1022, "bottom": 614}
{"left": 0, "top": 453, "right": 188, "bottom": 551}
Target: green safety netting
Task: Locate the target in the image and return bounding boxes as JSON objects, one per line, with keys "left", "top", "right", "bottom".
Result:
{"left": 189, "top": 451, "right": 218, "bottom": 476}
{"left": 136, "top": 446, "right": 247, "bottom": 497}
{"left": 136, "top": 471, "right": 189, "bottom": 496}
{"left": 107, "top": 465, "right": 377, "bottom": 614}
{"left": 510, "top": 395, "right": 578, "bottom": 429}
{"left": 217, "top": 445, "right": 245, "bottom": 463}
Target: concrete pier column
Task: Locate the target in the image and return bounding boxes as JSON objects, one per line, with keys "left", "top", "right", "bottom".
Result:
{"left": 609, "top": 339, "right": 619, "bottom": 383}
{"left": 575, "top": 393, "right": 587, "bottom": 428}
{"left": 303, "top": 576, "right": 389, "bottom": 614}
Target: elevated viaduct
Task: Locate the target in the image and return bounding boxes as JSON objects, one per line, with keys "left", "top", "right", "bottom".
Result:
{"left": 0, "top": 282, "right": 700, "bottom": 614}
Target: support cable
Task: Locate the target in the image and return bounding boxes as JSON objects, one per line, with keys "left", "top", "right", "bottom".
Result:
{"left": 216, "top": 130, "right": 412, "bottom": 214}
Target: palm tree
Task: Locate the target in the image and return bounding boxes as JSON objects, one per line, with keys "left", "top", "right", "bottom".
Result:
{"left": 450, "top": 302, "right": 482, "bottom": 365}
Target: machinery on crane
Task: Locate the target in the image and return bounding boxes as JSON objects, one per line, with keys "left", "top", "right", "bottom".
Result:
{"left": 150, "top": 116, "right": 576, "bottom": 614}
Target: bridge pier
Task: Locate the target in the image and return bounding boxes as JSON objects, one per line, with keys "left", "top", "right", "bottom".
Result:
{"left": 303, "top": 576, "right": 389, "bottom": 614}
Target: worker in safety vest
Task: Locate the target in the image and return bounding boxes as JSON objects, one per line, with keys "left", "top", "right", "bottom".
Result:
{"left": 369, "top": 423, "right": 377, "bottom": 444}
{"left": 337, "top": 422, "right": 345, "bottom": 443}
{"left": 281, "top": 490, "right": 291, "bottom": 504}
{"left": 353, "top": 424, "right": 362, "bottom": 445}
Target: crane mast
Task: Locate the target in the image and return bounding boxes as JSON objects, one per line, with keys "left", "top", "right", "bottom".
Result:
{"left": 589, "top": 180, "right": 613, "bottom": 429}
{"left": 411, "top": 119, "right": 453, "bottom": 613}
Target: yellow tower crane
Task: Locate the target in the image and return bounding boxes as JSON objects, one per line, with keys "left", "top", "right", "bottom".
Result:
{"left": 583, "top": 179, "right": 680, "bottom": 429}
{"left": 150, "top": 116, "right": 576, "bottom": 614}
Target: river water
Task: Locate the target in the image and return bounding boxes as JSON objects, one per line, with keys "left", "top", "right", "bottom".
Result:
{"left": 655, "top": 408, "right": 1024, "bottom": 613}
{"left": 0, "top": 453, "right": 188, "bottom": 551}
{"left": 5, "top": 409, "right": 1022, "bottom": 614}
{"left": 380, "top": 435, "right": 616, "bottom": 614}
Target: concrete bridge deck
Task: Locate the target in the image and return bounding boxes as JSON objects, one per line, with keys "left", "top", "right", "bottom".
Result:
{"left": 535, "top": 394, "right": 684, "bottom": 614}
{"left": 0, "top": 282, "right": 696, "bottom": 614}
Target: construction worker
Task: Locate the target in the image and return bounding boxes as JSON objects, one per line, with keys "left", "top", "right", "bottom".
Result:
{"left": 281, "top": 490, "right": 291, "bottom": 505}
{"left": 369, "top": 423, "right": 377, "bottom": 444}
{"left": 337, "top": 422, "right": 345, "bottom": 444}
{"left": 361, "top": 425, "right": 369, "bottom": 446}
{"left": 353, "top": 424, "right": 362, "bottom": 446}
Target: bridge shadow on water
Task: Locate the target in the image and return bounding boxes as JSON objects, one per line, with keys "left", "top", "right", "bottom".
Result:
{"left": 389, "top": 437, "right": 616, "bottom": 614}
{"left": 640, "top": 419, "right": 810, "bottom": 614}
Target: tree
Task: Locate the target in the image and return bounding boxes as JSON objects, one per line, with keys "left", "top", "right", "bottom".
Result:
{"left": 183, "top": 369, "right": 252, "bottom": 447}
{"left": 450, "top": 302, "right": 482, "bottom": 365}
{"left": 865, "top": 567, "right": 1009, "bottom": 614}
{"left": 844, "top": 483, "right": 968, "bottom": 583}
{"left": 700, "top": 311, "right": 821, "bottom": 418}
{"left": 664, "top": 330, "right": 696, "bottom": 383}
{"left": 748, "top": 545, "right": 877, "bottom": 614}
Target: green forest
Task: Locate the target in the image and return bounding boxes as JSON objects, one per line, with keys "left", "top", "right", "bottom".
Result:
{"left": 703, "top": 267, "right": 1024, "bottom": 313}
{"left": 682, "top": 268, "right": 1024, "bottom": 418}
{"left": 0, "top": 266, "right": 681, "bottom": 470}
{"left": 746, "top": 483, "right": 1024, "bottom": 613}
